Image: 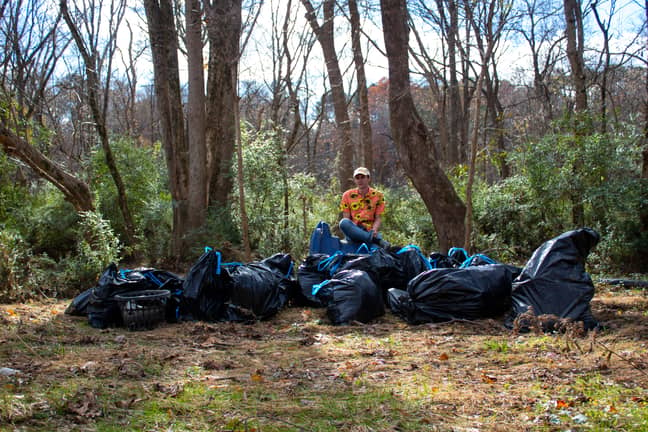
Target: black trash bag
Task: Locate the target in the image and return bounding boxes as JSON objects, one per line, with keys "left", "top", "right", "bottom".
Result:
{"left": 259, "top": 253, "right": 301, "bottom": 306}
{"left": 337, "top": 248, "right": 404, "bottom": 294}
{"left": 388, "top": 264, "right": 515, "bottom": 324}
{"left": 181, "top": 249, "right": 233, "bottom": 322}
{"left": 296, "top": 252, "right": 360, "bottom": 307}
{"left": 65, "top": 287, "right": 94, "bottom": 316}
{"left": 395, "top": 245, "right": 432, "bottom": 286}
{"left": 505, "top": 228, "right": 600, "bottom": 332}
{"left": 429, "top": 252, "right": 457, "bottom": 269}
{"left": 315, "top": 269, "right": 385, "bottom": 325}
{"left": 226, "top": 255, "right": 294, "bottom": 320}
{"left": 86, "top": 263, "right": 163, "bottom": 329}
{"left": 160, "top": 278, "right": 185, "bottom": 323}
{"left": 448, "top": 247, "right": 470, "bottom": 266}
{"left": 461, "top": 254, "right": 498, "bottom": 267}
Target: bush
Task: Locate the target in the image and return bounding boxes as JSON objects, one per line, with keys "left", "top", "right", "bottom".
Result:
{"left": 475, "top": 119, "right": 647, "bottom": 271}
{"left": 0, "top": 210, "right": 120, "bottom": 301}
{"left": 90, "top": 138, "right": 171, "bottom": 261}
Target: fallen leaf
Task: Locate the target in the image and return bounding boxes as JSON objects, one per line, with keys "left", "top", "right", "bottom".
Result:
{"left": 251, "top": 369, "right": 264, "bottom": 383}
{"left": 556, "top": 399, "right": 573, "bottom": 408}
{"left": 439, "top": 353, "right": 449, "bottom": 361}
{"left": 481, "top": 373, "right": 497, "bottom": 384}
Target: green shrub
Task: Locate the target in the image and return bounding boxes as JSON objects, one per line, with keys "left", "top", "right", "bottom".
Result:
{"left": 475, "top": 119, "right": 647, "bottom": 271}
{"left": 381, "top": 185, "right": 437, "bottom": 251}
{"left": 90, "top": 138, "right": 172, "bottom": 261}
{"left": 231, "top": 126, "right": 327, "bottom": 259}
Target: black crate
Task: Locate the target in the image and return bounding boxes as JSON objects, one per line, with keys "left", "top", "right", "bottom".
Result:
{"left": 115, "top": 290, "right": 171, "bottom": 331}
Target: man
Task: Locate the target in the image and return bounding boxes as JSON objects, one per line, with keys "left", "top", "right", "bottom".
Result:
{"left": 339, "top": 167, "right": 390, "bottom": 249}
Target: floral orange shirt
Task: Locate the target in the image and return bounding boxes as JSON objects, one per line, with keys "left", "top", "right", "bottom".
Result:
{"left": 339, "top": 187, "right": 385, "bottom": 230}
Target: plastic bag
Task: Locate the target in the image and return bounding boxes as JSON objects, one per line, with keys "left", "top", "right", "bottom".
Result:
{"left": 297, "top": 252, "right": 362, "bottom": 306}
{"left": 181, "top": 249, "right": 232, "bottom": 322}
{"left": 337, "top": 248, "right": 404, "bottom": 294}
{"left": 315, "top": 269, "right": 385, "bottom": 325}
{"left": 86, "top": 263, "right": 171, "bottom": 328}
{"left": 395, "top": 245, "right": 433, "bottom": 287}
{"left": 388, "top": 264, "right": 515, "bottom": 324}
{"left": 226, "top": 254, "right": 294, "bottom": 320}
{"left": 506, "top": 228, "right": 600, "bottom": 332}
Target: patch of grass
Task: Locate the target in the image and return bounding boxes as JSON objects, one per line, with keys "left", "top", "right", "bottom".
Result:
{"left": 1, "top": 298, "right": 647, "bottom": 431}
{"left": 532, "top": 374, "right": 648, "bottom": 431}
{"left": 483, "top": 338, "right": 511, "bottom": 353}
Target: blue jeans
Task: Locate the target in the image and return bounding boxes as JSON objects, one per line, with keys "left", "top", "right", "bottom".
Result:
{"left": 339, "top": 218, "right": 383, "bottom": 245}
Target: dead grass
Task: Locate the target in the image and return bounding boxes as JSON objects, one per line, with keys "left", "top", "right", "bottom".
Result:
{"left": 0, "top": 285, "right": 647, "bottom": 431}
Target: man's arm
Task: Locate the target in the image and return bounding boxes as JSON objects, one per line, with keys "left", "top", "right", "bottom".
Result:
{"left": 371, "top": 214, "right": 382, "bottom": 235}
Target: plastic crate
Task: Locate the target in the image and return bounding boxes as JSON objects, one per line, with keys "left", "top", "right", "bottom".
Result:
{"left": 115, "top": 289, "right": 170, "bottom": 331}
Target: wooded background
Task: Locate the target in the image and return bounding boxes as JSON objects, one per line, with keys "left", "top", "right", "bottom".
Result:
{"left": 0, "top": 0, "right": 646, "bottom": 300}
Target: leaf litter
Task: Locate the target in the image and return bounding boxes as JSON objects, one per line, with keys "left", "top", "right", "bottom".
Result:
{"left": 0, "top": 286, "right": 646, "bottom": 431}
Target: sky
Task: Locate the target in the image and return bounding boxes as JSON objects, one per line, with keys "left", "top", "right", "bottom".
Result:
{"left": 111, "top": 0, "right": 646, "bottom": 97}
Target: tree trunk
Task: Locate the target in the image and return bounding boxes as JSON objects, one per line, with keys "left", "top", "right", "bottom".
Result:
{"left": 0, "top": 126, "right": 95, "bottom": 212}
{"left": 564, "top": 0, "right": 588, "bottom": 114}
{"left": 381, "top": 0, "right": 466, "bottom": 252}
{"left": 205, "top": 0, "right": 241, "bottom": 208}
{"left": 302, "top": 0, "right": 355, "bottom": 191}
{"left": 61, "top": 0, "right": 136, "bottom": 246}
{"left": 563, "top": 0, "right": 588, "bottom": 227}
{"left": 186, "top": 0, "right": 208, "bottom": 231}
{"left": 143, "top": 0, "right": 191, "bottom": 258}
{"left": 446, "top": 0, "right": 461, "bottom": 164}
{"left": 349, "top": 0, "right": 373, "bottom": 172}
{"left": 642, "top": 1, "right": 648, "bottom": 235}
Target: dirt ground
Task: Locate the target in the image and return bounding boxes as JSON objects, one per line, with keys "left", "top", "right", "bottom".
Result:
{"left": 1, "top": 285, "right": 647, "bottom": 431}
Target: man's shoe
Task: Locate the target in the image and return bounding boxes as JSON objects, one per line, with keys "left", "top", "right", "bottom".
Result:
{"left": 377, "top": 239, "right": 391, "bottom": 249}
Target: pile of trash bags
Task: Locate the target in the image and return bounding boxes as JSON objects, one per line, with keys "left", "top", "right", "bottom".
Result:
{"left": 67, "top": 228, "right": 601, "bottom": 332}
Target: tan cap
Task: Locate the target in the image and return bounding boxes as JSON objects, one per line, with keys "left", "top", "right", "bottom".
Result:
{"left": 353, "top": 167, "right": 370, "bottom": 177}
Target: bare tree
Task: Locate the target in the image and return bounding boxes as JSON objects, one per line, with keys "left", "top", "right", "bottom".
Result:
{"left": 564, "top": 0, "right": 589, "bottom": 114}
{"left": 205, "top": 0, "right": 242, "bottom": 207}
{"left": 60, "top": 0, "right": 137, "bottom": 245}
{"left": 515, "top": 0, "right": 564, "bottom": 129}
{"left": 0, "top": 0, "right": 94, "bottom": 212}
{"left": 563, "top": 0, "right": 589, "bottom": 227}
{"left": 381, "top": 0, "right": 466, "bottom": 251}
{"left": 591, "top": 0, "right": 614, "bottom": 133}
{"left": 301, "top": 0, "right": 355, "bottom": 191}
{"left": 348, "top": 0, "right": 373, "bottom": 171}
{"left": 462, "top": 0, "right": 510, "bottom": 250}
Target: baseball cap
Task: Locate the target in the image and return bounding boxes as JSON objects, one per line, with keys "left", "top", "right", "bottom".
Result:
{"left": 353, "top": 167, "right": 370, "bottom": 177}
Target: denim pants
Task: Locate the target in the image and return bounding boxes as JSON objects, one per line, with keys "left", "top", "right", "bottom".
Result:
{"left": 339, "top": 218, "right": 383, "bottom": 245}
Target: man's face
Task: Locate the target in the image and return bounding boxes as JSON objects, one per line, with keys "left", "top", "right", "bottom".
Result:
{"left": 354, "top": 174, "right": 370, "bottom": 188}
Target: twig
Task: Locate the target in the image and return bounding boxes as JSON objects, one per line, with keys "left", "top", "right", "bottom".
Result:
{"left": 595, "top": 340, "right": 648, "bottom": 376}
{"left": 14, "top": 330, "right": 45, "bottom": 361}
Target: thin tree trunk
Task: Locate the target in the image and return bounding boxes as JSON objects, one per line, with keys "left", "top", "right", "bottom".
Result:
{"left": 349, "top": 0, "right": 373, "bottom": 172}
{"left": 234, "top": 94, "right": 251, "bottom": 261}
{"left": 302, "top": 0, "right": 355, "bottom": 191}
{"left": 641, "top": 0, "right": 648, "bottom": 235}
{"left": 464, "top": 72, "right": 485, "bottom": 251}
{"left": 61, "top": 0, "right": 136, "bottom": 245}
{"left": 564, "top": 0, "right": 588, "bottom": 227}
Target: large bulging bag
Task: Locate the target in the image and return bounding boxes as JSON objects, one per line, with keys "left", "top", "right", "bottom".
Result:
{"left": 507, "top": 228, "right": 600, "bottom": 331}
{"left": 388, "top": 264, "right": 514, "bottom": 324}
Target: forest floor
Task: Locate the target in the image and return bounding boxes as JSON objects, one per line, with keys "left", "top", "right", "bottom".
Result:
{"left": 0, "top": 283, "right": 647, "bottom": 432}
